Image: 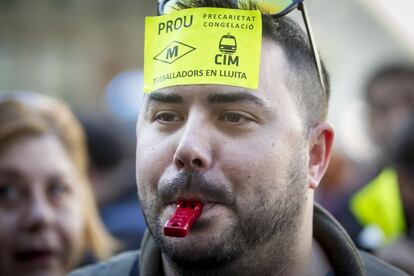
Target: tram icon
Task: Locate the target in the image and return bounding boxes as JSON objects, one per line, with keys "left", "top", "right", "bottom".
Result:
{"left": 219, "top": 34, "right": 237, "bottom": 54}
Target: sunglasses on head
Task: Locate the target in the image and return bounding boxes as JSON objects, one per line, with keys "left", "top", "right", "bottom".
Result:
{"left": 157, "top": 0, "right": 326, "bottom": 93}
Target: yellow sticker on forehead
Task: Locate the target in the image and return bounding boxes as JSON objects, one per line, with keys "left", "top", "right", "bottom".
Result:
{"left": 143, "top": 8, "right": 262, "bottom": 93}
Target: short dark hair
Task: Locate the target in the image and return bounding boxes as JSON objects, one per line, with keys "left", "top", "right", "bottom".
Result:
{"left": 176, "top": 0, "right": 330, "bottom": 128}
{"left": 365, "top": 64, "right": 414, "bottom": 104}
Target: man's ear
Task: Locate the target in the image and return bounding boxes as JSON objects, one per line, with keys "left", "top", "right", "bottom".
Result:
{"left": 307, "top": 122, "right": 334, "bottom": 190}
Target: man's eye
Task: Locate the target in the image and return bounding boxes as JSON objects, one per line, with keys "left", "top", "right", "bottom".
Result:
{"left": 155, "top": 112, "right": 182, "bottom": 123}
{"left": 221, "top": 113, "right": 250, "bottom": 123}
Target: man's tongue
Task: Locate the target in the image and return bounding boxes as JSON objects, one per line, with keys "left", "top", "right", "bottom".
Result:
{"left": 163, "top": 201, "right": 203, "bottom": 237}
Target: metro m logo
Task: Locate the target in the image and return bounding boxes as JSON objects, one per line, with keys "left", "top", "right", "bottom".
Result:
{"left": 166, "top": 46, "right": 178, "bottom": 60}
{"left": 153, "top": 41, "right": 196, "bottom": 64}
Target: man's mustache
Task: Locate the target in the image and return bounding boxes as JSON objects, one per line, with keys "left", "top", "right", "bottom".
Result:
{"left": 158, "top": 172, "right": 235, "bottom": 207}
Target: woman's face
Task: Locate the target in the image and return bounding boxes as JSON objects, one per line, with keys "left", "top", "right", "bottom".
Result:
{"left": 0, "top": 134, "right": 86, "bottom": 276}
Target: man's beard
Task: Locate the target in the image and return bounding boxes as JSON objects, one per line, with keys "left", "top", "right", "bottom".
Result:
{"left": 139, "top": 151, "right": 308, "bottom": 276}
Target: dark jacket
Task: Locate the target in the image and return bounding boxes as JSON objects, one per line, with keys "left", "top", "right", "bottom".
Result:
{"left": 70, "top": 204, "right": 407, "bottom": 276}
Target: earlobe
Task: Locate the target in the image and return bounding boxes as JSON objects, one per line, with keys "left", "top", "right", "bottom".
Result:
{"left": 308, "top": 122, "right": 334, "bottom": 190}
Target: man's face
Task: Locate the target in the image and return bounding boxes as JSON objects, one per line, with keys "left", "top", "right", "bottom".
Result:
{"left": 368, "top": 77, "right": 414, "bottom": 148}
{"left": 136, "top": 39, "right": 312, "bottom": 269}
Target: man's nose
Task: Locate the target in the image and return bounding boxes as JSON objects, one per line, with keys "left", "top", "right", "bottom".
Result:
{"left": 22, "top": 192, "right": 54, "bottom": 232}
{"left": 173, "top": 119, "right": 213, "bottom": 172}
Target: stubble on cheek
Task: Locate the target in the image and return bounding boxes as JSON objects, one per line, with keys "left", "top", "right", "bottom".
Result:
{"left": 136, "top": 162, "right": 163, "bottom": 227}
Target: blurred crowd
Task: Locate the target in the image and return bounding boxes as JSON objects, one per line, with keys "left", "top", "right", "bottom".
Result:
{"left": 316, "top": 64, "right": 414, "bottom": 274}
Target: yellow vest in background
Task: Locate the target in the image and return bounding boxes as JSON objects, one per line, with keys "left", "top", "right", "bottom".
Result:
{"left": 350, "top": 168, "right": 406, "bottom": 244}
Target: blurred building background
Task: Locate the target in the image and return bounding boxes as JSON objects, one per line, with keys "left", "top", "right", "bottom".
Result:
{"left": 0, "top": 0, "right": 152, "bottom": 120}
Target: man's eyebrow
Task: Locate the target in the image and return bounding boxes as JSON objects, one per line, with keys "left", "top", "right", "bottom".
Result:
{"left": 208, "top": 92, "right": 265, "bottom": 106}
{"left": 147, "top": 91, "right": 183, "bottom": 104}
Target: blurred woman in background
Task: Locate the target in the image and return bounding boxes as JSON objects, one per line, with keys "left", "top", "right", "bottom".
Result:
{"left": 0, "top": 92, "right": 117, "bottom": 276}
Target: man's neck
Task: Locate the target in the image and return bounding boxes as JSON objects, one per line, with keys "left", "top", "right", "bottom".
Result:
{"left": 308, "top": 238, "right": 332, "bottom": 276}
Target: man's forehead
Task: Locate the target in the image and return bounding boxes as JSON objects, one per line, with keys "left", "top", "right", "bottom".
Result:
{"left": 261, "top": 38, "right": 291, "bottom": 72}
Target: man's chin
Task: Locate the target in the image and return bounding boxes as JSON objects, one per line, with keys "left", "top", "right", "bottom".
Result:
{"left": 161, "top": 235, "right": 241, "bottom": 270}
{"left": 154, "top": 222, "right": 244, "bottom": 270}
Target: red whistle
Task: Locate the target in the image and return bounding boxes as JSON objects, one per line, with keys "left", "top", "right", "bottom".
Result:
{"left": 163, "top": 201, "right": 203, "bottom": 238}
